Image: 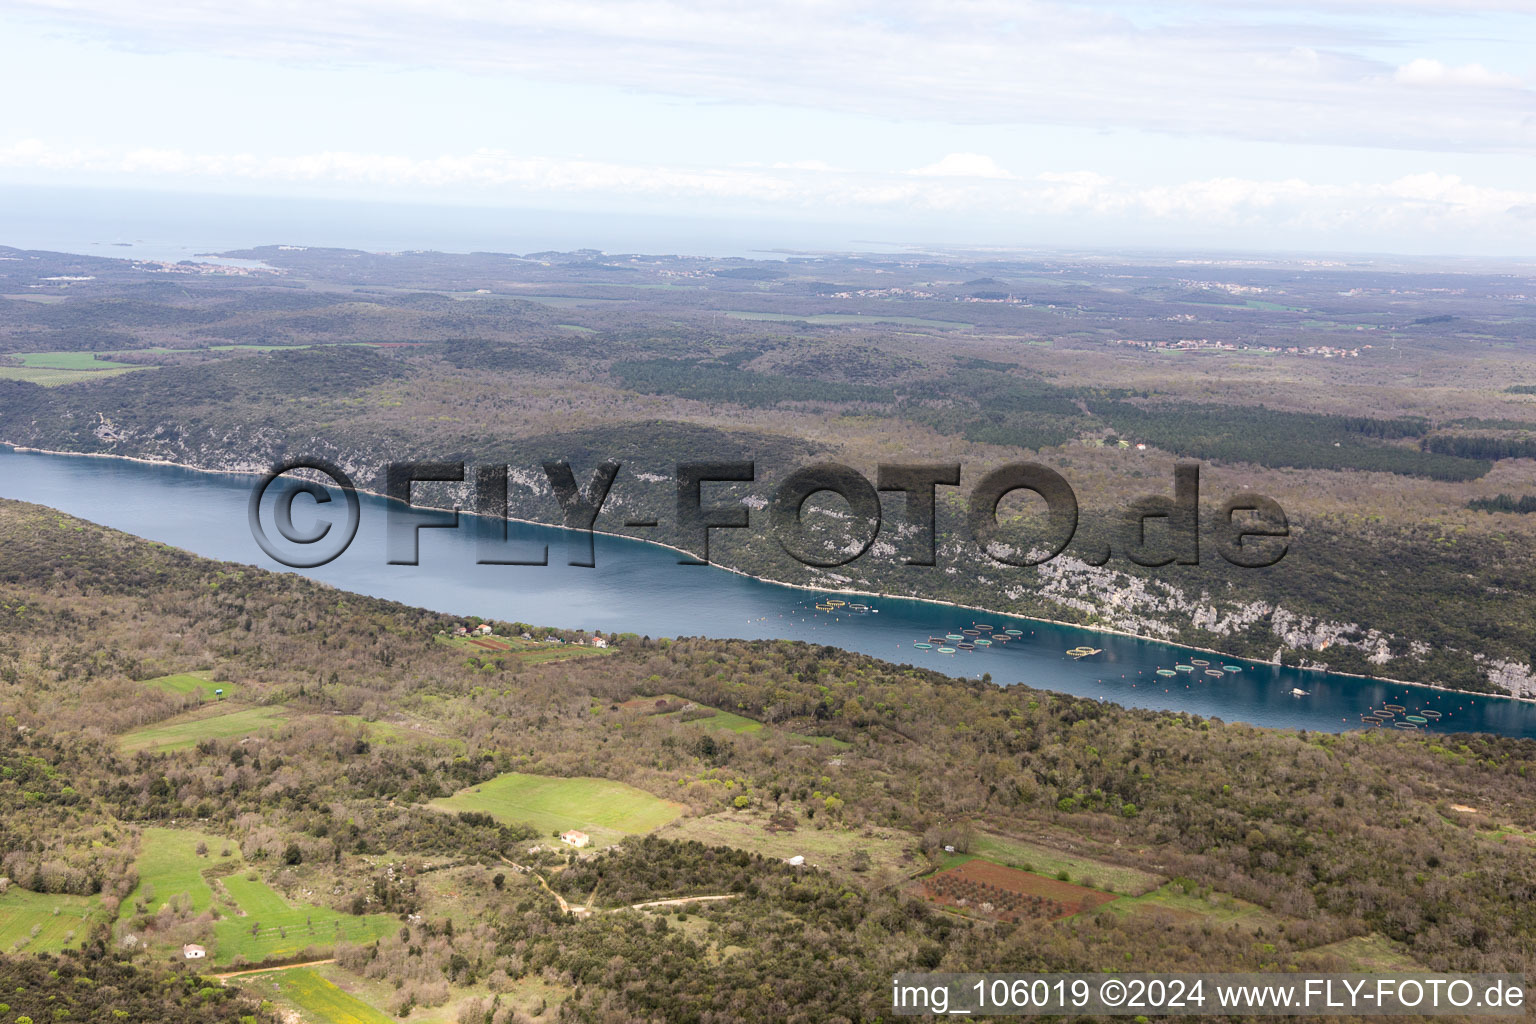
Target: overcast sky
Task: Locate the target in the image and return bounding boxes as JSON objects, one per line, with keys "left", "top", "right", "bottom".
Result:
{"left": 3, "top": 0, "right": 1535, "bottom": 256}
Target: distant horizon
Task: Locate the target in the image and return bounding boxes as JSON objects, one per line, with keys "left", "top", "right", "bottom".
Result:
{"left": 4, "top": 185, "right": 1533, "bottom": 271}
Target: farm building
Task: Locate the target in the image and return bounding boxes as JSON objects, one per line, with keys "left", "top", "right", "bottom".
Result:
{"left": 182, "top": 943, "right": 207, "bottom": 960}
{"left": 561, "top": 830, "right": 590, "bottom": 848}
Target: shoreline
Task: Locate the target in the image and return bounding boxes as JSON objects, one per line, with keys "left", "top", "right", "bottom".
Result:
{"left": 5, "top": 441, "right": 1530, "bottom": 711}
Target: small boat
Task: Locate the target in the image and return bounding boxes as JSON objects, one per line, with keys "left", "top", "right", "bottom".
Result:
{"left": 1290, "top": 688, "right": 1309, "bottom": 697}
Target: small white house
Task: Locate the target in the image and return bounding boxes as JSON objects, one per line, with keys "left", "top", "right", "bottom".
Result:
{"left": 786, "top": 855, "right": 805, "bottom": 867}
{"left": 182, "top": 943, "right": 207, "bottom": 960}
{"left": 561, "top": 830, "right": 590, "bottom": 848}
{"left": 476, "top": 623, "right": 493, "bottom": 635}
{"left": 591, "top": 637, "right": 608, "bottom": 648}
{"left": 943, "top": 845, "right": 956, "bottom": 853}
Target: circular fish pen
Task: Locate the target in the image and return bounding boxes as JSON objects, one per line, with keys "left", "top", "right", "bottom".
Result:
{"left": 1223, "top": 665, "right": 1242, "bottom": 672}
{"left": 1419, "top": 710, "right": 1442, "bottom": 720}
{"left": 1405, "top": 715, "right": 1428, "bottom": 724}
{"left": 962, "top": 629, "right": 982, "bottom": 636}
{"left": 1191, "top": 659, "right": 1210, "bottom": 667}
{"left": 957, "top": 642, "right": 976, "bottom": 650}
{"left": 946, "top": 634, "right": 964, "bottom": 641}
{"left": 1175, "top": 664, "right": 1194, "bottom": 673}
{"left": 1156, "top": 668, "right": 1177, "bottom": 677}
{"left": 1393, "top": 721, "right": 1418, "bottom": 730}
{"left": 974, "top": 638, "right": 993, "bottom": 646}
{"left": 974, "top": 624, "right": 994, "bottom": 631}
{"left": 1004, "top": 629, "right": 1023, "bottom": 636}
{"left": 937, "top": 646, "right": 956, "bottom": 654}
{"left": 1383, "top": 704, "right": 1407, "bottom": 713}
{"left": 913, "top": 642, "right": 933, "bottom": 649}
{"left": 1205, "top": 669, "right": 1224, "bottom": 677}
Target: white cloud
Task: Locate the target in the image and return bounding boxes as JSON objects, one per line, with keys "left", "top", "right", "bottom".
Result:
{"left": 1394, "top": 58, "right": 1524, "bottom": 87}
{"left": 908, "top": 153, "right": 1013, "bottom": 179}
{"left": 5, "top": 0, "right": 1534, "bottom": 153}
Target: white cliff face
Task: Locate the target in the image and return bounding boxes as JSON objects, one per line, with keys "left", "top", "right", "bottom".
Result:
{"left": 1480, "top": 659, "right": 1536, "bottom": 699}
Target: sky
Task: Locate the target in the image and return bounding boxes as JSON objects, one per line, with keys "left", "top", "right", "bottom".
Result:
{"left": 2, "top": 0, "right": 1535, "bottom": 256}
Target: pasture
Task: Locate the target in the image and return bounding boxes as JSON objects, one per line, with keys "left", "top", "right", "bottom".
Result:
{"left": 236, "top": 968, "right": 394, "bottom": 1024}
{"left": 140, "top": 671, "right": 232, "bottom": 701}
{"left": 212, "top": 874, "right": 396, "bottom": 963}
{"left": 431, "top": 772, "right": 683, "bottom": 847}
{"left": 120, "top": 704, "right": 286, "bottom": 753}
{"left": 123, "top": 826, "right": 230, "bottom": 916}
{"left": 0, "top": 888, "right": 100, "bottom": 953}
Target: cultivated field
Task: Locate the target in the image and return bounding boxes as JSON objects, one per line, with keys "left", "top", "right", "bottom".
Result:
{"left": 119, "top": 704, "right": 286, "bottom": 752}
{"left": 430, "top": 772, "right": 684, "bottom": 847}
{"left": 920, "top": 859, "right": 1118, "bottom": 921}
{"left": 0, "top": 888, "right": 100, "bottom": 953}
{"left": 967, "top": 831, "right": 1163, "bottom": 895}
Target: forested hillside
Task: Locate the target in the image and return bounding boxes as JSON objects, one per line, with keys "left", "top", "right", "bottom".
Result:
{"left": 1, "top": 499, "right": 1533, "bottom": 1021}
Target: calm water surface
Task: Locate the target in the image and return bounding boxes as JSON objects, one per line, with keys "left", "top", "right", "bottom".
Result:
{"left": 2, "top": 447, "right": 1530, "bottom": 738}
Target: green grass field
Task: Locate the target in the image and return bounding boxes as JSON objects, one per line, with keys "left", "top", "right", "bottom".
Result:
{"left": 0, "top": 888, "right": 100, "bottom": 953}
{"left": 671, "top": 707, "right": 764, "bottom": 734}
{"left": 123, "top": 827, "right": 231, "bottom": 916}
{"left": 140, "top": 671, "right": 233, "bottom": 701}
{"left": 431, "top": 772, "right": 684, "bottom": 847}
{"left": 1300, "top": 933, "right": 1424, "bottom": 971}
{"left": 723, "top": 311, "right": 973, "bottom": 329}
{"left": 238, "top": 968, "right": 394, "bottom": 1024}
{"left": 12, "top": 351, "right": 139, "bottom": 369}
{"left": 212, "top": 875, "right": 396, "bottom": 963}
{"left": 0, "top": 351, "right": 150, "bottom": 386}
{"left": 122, "top": 828, "right": 393, "bottom": 964}
{"left": 120, "top": 704, "right": 287, "bottom": 753}
{"left": 965, "top": 833, "right": 1162, "bottom": 895}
